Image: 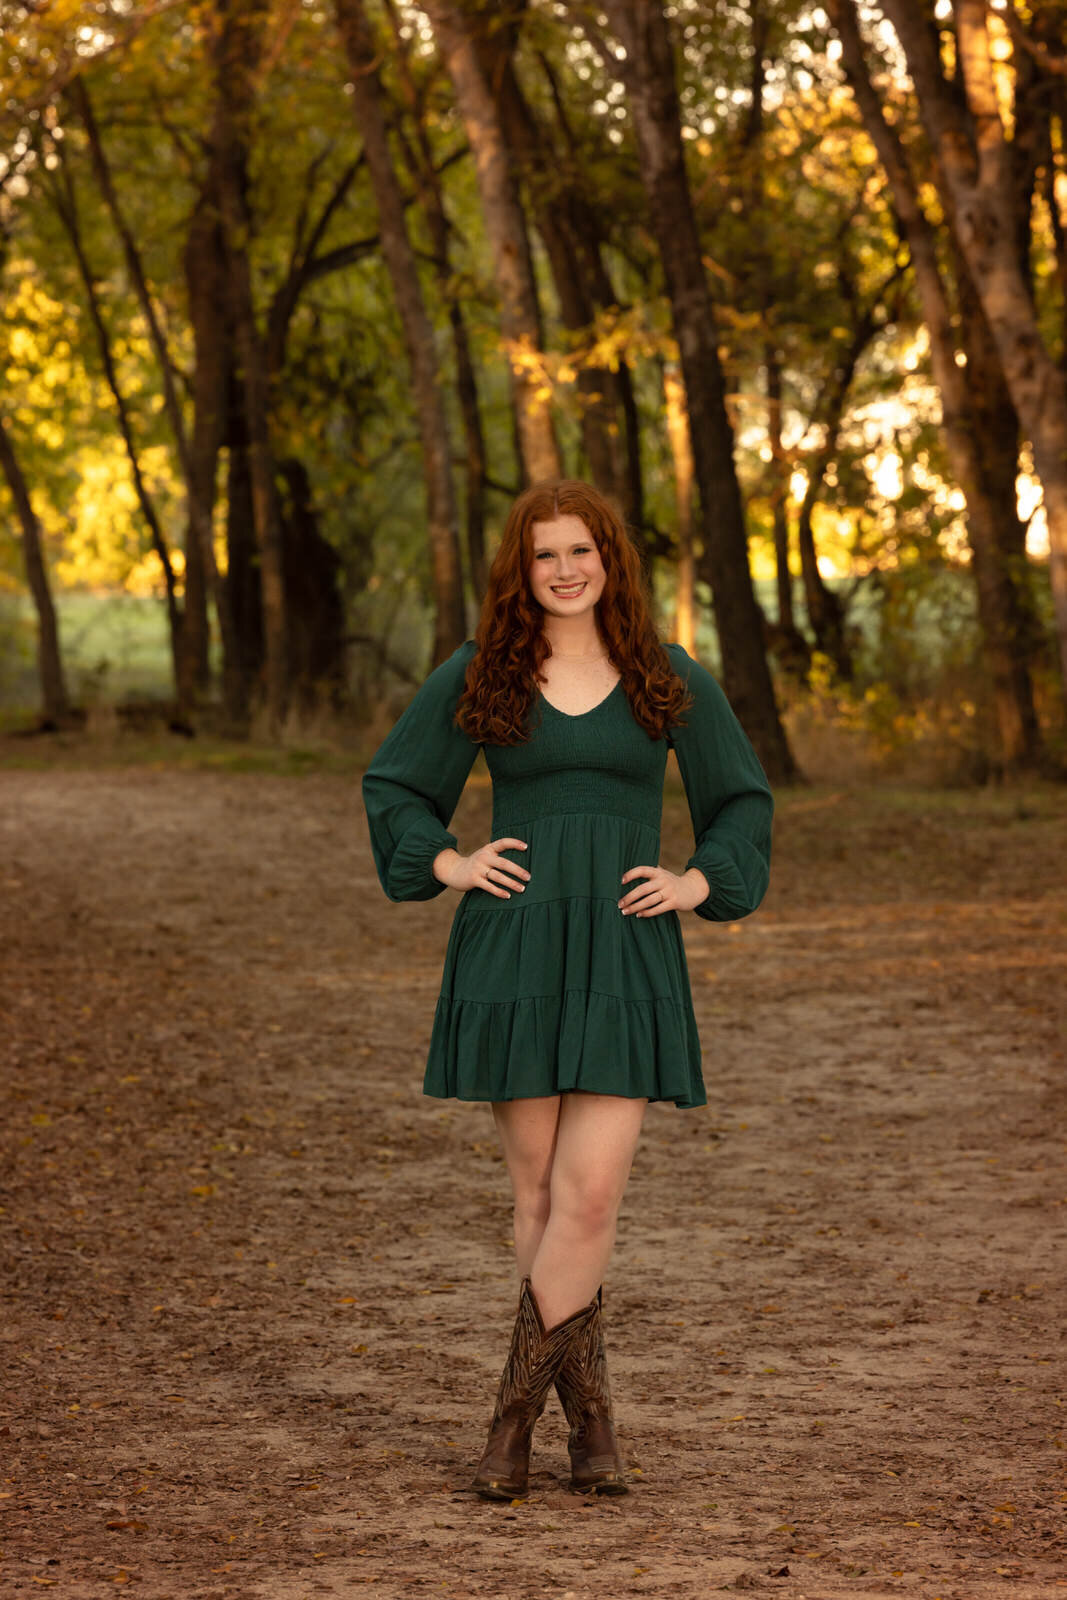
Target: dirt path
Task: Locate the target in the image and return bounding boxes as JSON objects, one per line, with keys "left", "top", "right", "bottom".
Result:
{"left": 1, "top": 765, "right": 1065, "bottom": 1599}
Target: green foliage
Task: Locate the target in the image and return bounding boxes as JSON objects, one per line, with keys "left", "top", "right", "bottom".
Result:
{"left": 0, "top": 0, "right": 1059, "bottom": 768}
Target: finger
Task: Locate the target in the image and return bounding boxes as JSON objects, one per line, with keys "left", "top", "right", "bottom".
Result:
{"left": 619, "top": 871, "right": 664, "bottom": 901}
{"left": 620, "top": 865, "right": 655, "bottom": 885}
{"left": 620, "top": 886, "right": 656, "bottom": 910}
{"left": 634, "top": 885, "right": 672, "bottom": 916}
{"left": 620, "top": 884, "right": 666, "bottom": 914}
{"left": 475, "top": 863, "right": 512, "bottom": 899}
{"left": 487, "top": 862, "right": 527, "bottom": 892}
{"left": 490, "top": 838, "right": 531, "bottom": 881}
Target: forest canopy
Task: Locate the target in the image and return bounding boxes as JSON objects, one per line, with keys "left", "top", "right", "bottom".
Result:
{"left": 1, "top": 0, "right": 1065, "bottom": 782}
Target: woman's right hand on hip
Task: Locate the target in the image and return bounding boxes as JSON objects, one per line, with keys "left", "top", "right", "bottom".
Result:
{"left": 432, "top": 838, "right": 530, "bottom": 898}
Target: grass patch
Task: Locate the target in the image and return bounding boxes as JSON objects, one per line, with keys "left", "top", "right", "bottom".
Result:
{"left": 0, "top": 729, "right": 368, "bottom": 776}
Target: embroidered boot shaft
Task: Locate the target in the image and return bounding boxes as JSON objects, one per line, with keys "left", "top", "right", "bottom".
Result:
{"left": 553, "top": 1288, "right": 628, "bottom": 1494}
{"left": 472, "top": 1278, "right": 599, "bottom": 1501}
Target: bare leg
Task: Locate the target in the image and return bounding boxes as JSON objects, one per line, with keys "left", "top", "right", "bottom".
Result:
{"left": 490, "top": 1095, "right": 562, "bottom": 1278}
{"left": 528, "top": 1092, "right": 647, "bottom": 1329}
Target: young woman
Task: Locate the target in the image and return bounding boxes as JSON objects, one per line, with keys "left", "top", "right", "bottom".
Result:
{"left": 362, "top": 479, "right": 773, "bottom": 1500}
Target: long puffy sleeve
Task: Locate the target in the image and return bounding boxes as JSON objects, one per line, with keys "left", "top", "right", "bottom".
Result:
{"left": 664, "top": 642, "right": 774, "bottom": 922}
{"left": 362, "top": 640, "right": 480, "bottom": 902}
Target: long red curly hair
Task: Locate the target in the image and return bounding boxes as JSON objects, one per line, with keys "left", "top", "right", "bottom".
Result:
{"left": 454, "top": 479, "right": 693, "bottom": 744}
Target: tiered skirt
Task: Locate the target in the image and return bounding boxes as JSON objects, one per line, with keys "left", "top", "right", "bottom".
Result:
{"left": 423, "top": 813, "right": 707, "bottom": 1108}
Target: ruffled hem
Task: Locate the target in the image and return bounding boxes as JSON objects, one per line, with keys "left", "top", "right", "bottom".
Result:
{"left": 423, "top": 990, "right": 706, "bottom": 1109}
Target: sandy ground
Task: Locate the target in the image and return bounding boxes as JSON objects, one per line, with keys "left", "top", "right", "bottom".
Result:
{"left": 1, "top": 758, "right": 1065, "bottom": 1600}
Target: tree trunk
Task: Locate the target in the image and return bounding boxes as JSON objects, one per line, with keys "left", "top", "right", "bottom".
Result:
{"left": 765, "top": 347, "right": 793, "bottom": 637}
{"left": 767, "top": 348, "right": 793, "bottom": 630}
{"left": 663, "top": 365, "right": 695, "bottom": 654}
{"left": 382, "top": 6, "right": 489, "bottom": 600}
{"left": 70, "top": 75, "right": 213, "bottom": 717}
{"left": 48, "top": 147, "right": 183, "bottom": 694}
{"left": 226, "top": 393, "right": 262, "bottom": 694}
{"left": 335, "top": 0, "right": 466, "bottom": 668}
{"left": 598, "top": 0, "right": 795, "bottom": 780}
{"left": 183, "top": 168, "right": 245, "bottom": 723}
{"left": 211, "top": 0, "right": 288, "bottom": 729}
{"left": 764, "top": 345, "right": 812, "bottom": 679}
{"left": 426, "top": 0, "right": 562, "bottom": 483}
{"left": 956, "top": 258, "right": 1043, "bottom": 765}
{"left": 451, "top": 295, "right": 489, "bottom": 605}
{"left": 879, "top": 0, "right": 1067, "bottom": 693}
{"left": 476, "top": 7, "right": 627, "bottom": 504}
{"left": 534, "top": 44, "right": 644, "bottom": 528}
{"left": 0, "top": 412, "right": 69, "bottom": 723}
{"left": 279, "top": 456, "right": 348, "bottom": 708}
{"left": 69, "top": 80, "right": 192, "bottom": 476}
{"left": 789, "top": 259, "right": 903, "bottom": 683}
{"left": 1042, "top": 138, "right": 1067, "bottom": 372}
{"left": 829, "top": 0, "right": 1043, "bottom": 766}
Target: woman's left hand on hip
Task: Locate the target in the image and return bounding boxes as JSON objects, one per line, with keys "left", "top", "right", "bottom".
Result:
{"left": 618, "top": 865, "right": 709, "bottom": 917}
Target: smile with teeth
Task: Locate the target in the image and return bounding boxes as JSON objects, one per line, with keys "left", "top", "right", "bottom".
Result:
{"left": 551, "top": 582, "right": 586, "bottom": 596}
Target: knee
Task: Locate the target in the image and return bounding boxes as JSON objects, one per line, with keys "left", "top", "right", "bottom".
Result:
{"left": 552, "top": 1174, "right": 620, "bottom": 1237}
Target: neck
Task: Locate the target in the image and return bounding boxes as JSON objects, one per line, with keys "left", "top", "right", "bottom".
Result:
{"left": 541, "top": 616, "right": 604, "bottom": 657}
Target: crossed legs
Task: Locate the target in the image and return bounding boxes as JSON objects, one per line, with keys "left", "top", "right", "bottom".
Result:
{"left": 490, "top": 1091, "right": 647, "bottom": 1329}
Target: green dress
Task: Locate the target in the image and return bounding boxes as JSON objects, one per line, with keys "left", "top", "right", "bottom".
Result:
{"left": 362, "top": 640, "right": 773, "bottom": 1109}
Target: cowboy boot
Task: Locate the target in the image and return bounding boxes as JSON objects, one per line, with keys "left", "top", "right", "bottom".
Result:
{"left": 554, "top": 1286, "right": 629, "bottom": 1495}
{"left": 471, "top": 1277, "right": 599, "bottom": 1501}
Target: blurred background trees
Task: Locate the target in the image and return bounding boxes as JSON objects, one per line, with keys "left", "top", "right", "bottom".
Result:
{"left": 1, "top": 0, "right": 1065, "bottom": 781}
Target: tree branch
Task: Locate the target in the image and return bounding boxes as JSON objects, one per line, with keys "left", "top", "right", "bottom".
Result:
{"left": 1004, "top": 2, "right": 1067, "bottom": 78}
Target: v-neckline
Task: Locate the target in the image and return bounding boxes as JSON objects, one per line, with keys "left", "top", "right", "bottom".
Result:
{"left": 539, "top": 679, "right": 623, "bottom": 720}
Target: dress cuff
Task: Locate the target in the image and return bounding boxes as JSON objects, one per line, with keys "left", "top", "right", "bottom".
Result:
{"left": 387, "top": 816, "right": 458, "bottom": 902}
{"left": 686, "top": 837, "right": 768, "bottom": 922}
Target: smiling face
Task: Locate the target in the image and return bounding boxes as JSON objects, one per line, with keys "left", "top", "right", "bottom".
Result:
{"left": 527, "top": 514, "right": 607, "bottom": 621}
